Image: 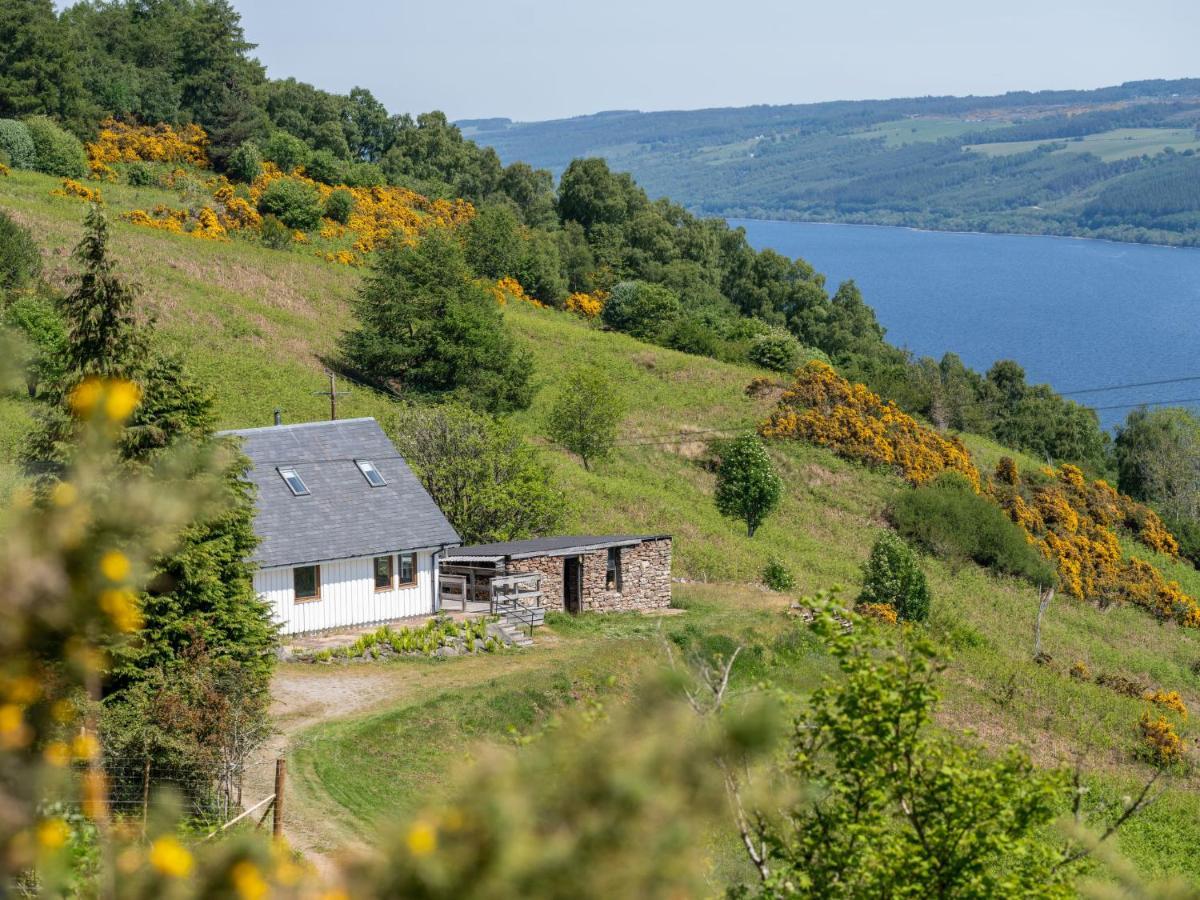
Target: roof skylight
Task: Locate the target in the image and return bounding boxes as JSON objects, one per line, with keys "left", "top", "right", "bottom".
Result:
{"left": 356, "top": 460, "right": 387, "bottom": 487}
{"left": 278, "top": 467, "right": 310, "bottom": 496}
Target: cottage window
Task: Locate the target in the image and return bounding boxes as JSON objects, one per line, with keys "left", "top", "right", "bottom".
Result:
{"left": 606, "top": 548, "right": 622, "bottom": 592}
{"left": 356, "top": 460, "right": 387, "bottom": 487}
{"left": 398, "top": 552, "right": 416, "bottom": 586}
{"left": 294, "top": 565, "right": 320, "bottom": 601}
{"left": 278, "top": 467, "right": 310, "bottom": 496}
{"left": 373, "top": 555, "right": 394, "bottom": 591}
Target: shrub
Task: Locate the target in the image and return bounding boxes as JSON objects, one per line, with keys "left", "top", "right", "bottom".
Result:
{"left": 263, "top": 131, "right": 309, "bottom": 172}
{"left": 304, "top": 149, "right": 345, "bottom": 185}
{"left": 324, "top": 188, "right": 354, "bottom": 224}
{"left": 889, "top": 471, "right": 1056, "bottom": 586}
{"left": 226, "top": 141, "right": 262, "bottom": 183}
{"left": 763, "top": 557, "right": 795, "bottom": 592}
{"left": 714, "top": 434, "right": 782, "bottom": 538}
{"left": 125, "top": 163, "right": 153, "bottom": 186}
{"left": 749, "top": 329, "right": 804, "bottom": 372}
{"left": 24, "top": 116, "right": 86, "bottom": 178}
{"left": 343, "top": 162, "right": 385, "bottom": 188}
{"left": 0, "top": 211, "right": 42, "bottom": 291}
{"left": 601, "top": 280, "right": 681, "bottom": 340}
{"left": 545, "top": 366, "right": 625, "bottom": 470}
{"left": 257, "top": 177, "right": 323, "bottom": 231}
{"left": 1137, "top": 712, "right": 1183, "bottom": 766}
{"left": 0, "top": 119, "right": 35, "bottom": 169}
{"left": 1069, "top": 660, "right": 1091, "bottom": 681}
{"left": 259, "top": 215, "right": 293, "bottom": 250}
{"left": 857, "top": 602, "right": 899, "bottom": 624}
{"left": 859, "top": 531, "right": 930, "bottom": 622}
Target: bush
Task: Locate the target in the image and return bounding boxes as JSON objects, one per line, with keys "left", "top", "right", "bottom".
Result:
{"left": 226, "top": 141, "right": 262, "bottom": 183}
{"left": 601, "top": 281, "right": 681, "bottom": 340}
{"left": 888, "top": 471, "right": 1056, "bottom": 586}
{"left": 304, "top": 149, "right": 345, "bottom": 185}
{"left": 749, "top": 329, "right": 803, "bottom": 372}
{"left": 263, "top": 131, "right": 309, "bottom": 172}
{"left": 324, "top": 188, "right": 354, "bottom": 224}
{"left": 257, "top": 177, "right": 323, "bottom": 230}
{"left": 125, "top": 163, "right": 153, "bottom": 186}
{"left": 0, "top": 211, "right": 42, "bottom": 291}
{"left": 259, "top": 215, "right": 293, "bottom": 250}
{"left": 763, "top": 557, "right": 795, "bottom": 592}
{"left": 24, "top": 116, "right": 86, "bottom": 178}
{"left": 0, "top": 119, "right": 35, "bottom": 169}
{"left": 343, "top": 162, "right": 385, "bottom": 188}
{"left": 859, "top": 531, "right": 930, "bottom": 622}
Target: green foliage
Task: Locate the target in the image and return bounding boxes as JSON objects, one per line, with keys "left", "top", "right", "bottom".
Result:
{"left": 751, "top": 598, "right": 1072, "bottom": 897}
{"left": 304, "top": 148, "right": 345, "bottom": 185}
{"left": 0, "top": 208, "right": 41, "bottom": 291}
{"left": 889, "top": 472, "right": 1056, "bottom": 587}
{"left": 1116, "top": 407, "right": 1200, "bottom": 525}
{"left": 323, "top": 188, "right": 354, "bottom": 225}
{"left": 305, "top": 617, "right": 494, "bottom": 662}
{"left": 262, "top": 130, "right": 309, "bottom": 172}
{"left": 748, "top": 329, "right": 804, "bottom": 372}
{"left": 341, "top": 229, "right": 533, "bottom": 414}
{"left": 257, "top": 176, "right": 322, "bottom": 231}
{"left": 386, "top": 403, "right": 563, "bottom": 545}
{"left": 258, "top": 214, "right": 292, "bottom": 250}
{"left": 601, "top": 280, "right": 681, "bottom": 340}
{"left": 23, "top": 114, "right": 85, "bottom": 177}
{"left": 2, "top": 292, "right": 65, "bottom": 397}
{"left": 343, "top": 161, "right": 386, "bottom": 188}
{"left": 762, "top": 557, "right": 795, "bottom": 591}
{"left": 0, "top": 119, "right": 35, "bottom": 168}
{"left": 859, "top": 531, "right": 931, "bottom": 621}
{"left": 714, "top": 434, "right": 782, "bottom": 538}
{"left": 225, "top": 140, "right": 262, "bottom": 183}
{"left": 123, "top": 162, "right": 152, "bottom": 186}
{"left": 545, "top": 366, "right": 626, "bottom": 470}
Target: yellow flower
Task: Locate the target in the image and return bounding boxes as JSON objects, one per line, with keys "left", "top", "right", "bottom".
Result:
{"left": 43, "top": 741, "right": 71, "bottom": 767}
{"left": 51, "top": 699, "right": 76, "bottom": 724}
{"left": 230, "top": 860, "right": 269, "bottom": 900}
{"left": 99, "top": 588, "right": 143, "bottom": 632}
{"left": 72, "top": 731, "right": 100, "bottom": 761}
{"left": 0, "top": 704, "right": 24, "bottom": 744}
{"left": 100, "top": 551, "right": 131, "bottom": 582}
{"left": 149, "top": 836, "right": 194, "bottom": 878}
{"left": 51, "top": 482, "right": 78, "bottom": 507}
{"left": 69, "top": 378, "right": 104, "bottom": 416}
{"left": 104, "top": 380, "right": 142, "bottom": 421}
{"left": 405, "top": 820, "right": 437, "bottom": 857}
{"left": 37, "top": 818, "right": 70, "bottom": 850}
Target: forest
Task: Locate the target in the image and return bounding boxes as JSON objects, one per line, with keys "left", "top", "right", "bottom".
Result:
{"left": 464, "top": 81, "right": 1200, "bottom": 246}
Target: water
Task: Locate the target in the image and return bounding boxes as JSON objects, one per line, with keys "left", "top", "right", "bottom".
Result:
{"left": 732, "top": 219, "right": 1200, "bottom": 430}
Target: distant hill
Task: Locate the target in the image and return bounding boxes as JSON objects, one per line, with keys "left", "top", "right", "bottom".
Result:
{"left": 463, "top": 79, "right": 1200, "bottom": 246}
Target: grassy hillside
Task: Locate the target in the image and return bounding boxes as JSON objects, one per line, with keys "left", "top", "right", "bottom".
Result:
{"left": 5, "top": 169, "right": 1200, "bottom": 882}
{"left": 464, "top": 80, "right": 1200, "bottom": 246}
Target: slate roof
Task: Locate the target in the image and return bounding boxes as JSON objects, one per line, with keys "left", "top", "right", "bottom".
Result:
{"left": 443, "top": 535, "right": 669, "bottom": 562}
{"left": 217, "top": 418, "right": 460, "bottom": 568}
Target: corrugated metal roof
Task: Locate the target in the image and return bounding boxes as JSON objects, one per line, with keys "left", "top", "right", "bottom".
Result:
{"left": 445, "top": 534, "right": 669, "bottom": 561}
{"left": 217, "top": 417, "right": 460, "bottom": 568}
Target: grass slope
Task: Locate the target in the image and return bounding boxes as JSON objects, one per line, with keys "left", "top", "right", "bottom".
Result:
{"left": 5, "top": 170, "right": 1200, "bottom": 881}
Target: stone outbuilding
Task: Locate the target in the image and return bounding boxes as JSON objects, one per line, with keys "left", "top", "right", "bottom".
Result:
{"left": 439, "top": 535, "right": 672, "bottom": 615}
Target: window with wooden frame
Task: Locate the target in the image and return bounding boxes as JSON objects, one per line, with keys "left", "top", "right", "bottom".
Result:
{"left": 373, "top": 555, "right": 394, "bottom": 591}
{"left": 397, "top": 552, "right": 416, "bottom": 586}
{"left": 294, "top": 565, "right": 320, "bottom": 602}
{"left": 606, "top": 547, "right": 623, "bottom": 592}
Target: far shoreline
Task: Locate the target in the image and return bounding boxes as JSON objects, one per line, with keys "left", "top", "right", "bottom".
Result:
{"left": 721, "top": 214, "right": 1200, "bottom": 253}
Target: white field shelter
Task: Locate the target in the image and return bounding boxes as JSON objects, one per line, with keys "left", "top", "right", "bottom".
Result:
{"left": 218, "top": 418, "right": 460, "bottom": 635}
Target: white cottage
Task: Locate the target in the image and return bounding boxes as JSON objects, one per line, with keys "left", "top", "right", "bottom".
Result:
{"left": 218, "top": 417, "right": 461, "bottom": 635}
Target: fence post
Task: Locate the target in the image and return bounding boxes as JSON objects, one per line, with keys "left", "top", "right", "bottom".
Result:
{"left": 272, "top": 758, "right": 286, "bottom": 840}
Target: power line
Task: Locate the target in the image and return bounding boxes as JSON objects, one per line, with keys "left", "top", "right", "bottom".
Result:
{"left": 1057, "top": 374, "right": 1200, "bottom": 397}
{"left": 1087, "top": 396, "right": 1200, "bottom": 412}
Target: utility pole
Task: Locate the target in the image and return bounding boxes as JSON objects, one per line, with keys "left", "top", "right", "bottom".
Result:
{"left": 313, "top": 371, "right": 350, "bottom": 421}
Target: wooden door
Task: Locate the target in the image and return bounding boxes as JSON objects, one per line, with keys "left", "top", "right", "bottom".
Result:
{"left": 563, "top": 556, "right": 582, "bottom": 614}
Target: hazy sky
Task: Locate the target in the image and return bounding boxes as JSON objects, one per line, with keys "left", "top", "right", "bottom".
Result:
{"left": 234, "top": 0, "right": 1196, "bottom": 122}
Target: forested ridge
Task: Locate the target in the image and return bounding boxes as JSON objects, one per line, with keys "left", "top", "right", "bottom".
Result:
{"left": 464, "top": 81, "right": 1200, "bottom": 246}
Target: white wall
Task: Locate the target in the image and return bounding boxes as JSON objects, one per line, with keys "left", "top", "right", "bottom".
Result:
{"left": 254, "top": 550, "right": 436, "bottom": 635}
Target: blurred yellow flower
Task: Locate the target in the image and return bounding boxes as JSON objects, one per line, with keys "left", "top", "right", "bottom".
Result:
{"left": 69, "top": 378, "right": 104, "bottom": 416}
{"left": 99, "top": 588, "right": 143, "bottom": 632}
{"left": 37, "top": 818, "right": 70, "bottom": 850}
{"left": 51, "top": 482, "right": 78, "bottom": 507}
{"left": 100, "top": 550, "right": 131, "bottom": 582}
{"left": 43, "top": 741, "right": 70, "bottom": 767}
{"left": 72, "top": 731, "right": 100, "bottom": 761}
{"left": 231, "top": 860, "right": 269, "bottom": 900}
{"left": 405, "top": 821, "right": 437, "bottom": 857}
{"left": 104, "top": 380, "right": 142, "bottom": 421}
{"left": 149, "top": 836, "right": 194, "bottom": 878}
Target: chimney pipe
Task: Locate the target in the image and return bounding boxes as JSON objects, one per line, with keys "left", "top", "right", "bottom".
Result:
{"left": 273, "top": 409, "right": 282, "bottom": 427}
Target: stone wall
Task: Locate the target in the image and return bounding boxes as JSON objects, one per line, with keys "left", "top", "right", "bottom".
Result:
{"left": 507, "top": 538, "right": 672, "bottom": 613}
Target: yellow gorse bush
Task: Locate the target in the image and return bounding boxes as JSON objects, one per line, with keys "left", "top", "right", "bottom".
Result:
{"left": 52, "top": 179, "right": 103, "bottom": 204}
{"left": 1138, "top": 712, "right": 1183, "bottom": 766}
{"left": 488, "top": 276, "right": 544, "bottom": 309}
{"left": 87, "top": 118, "right": 209, "bottom": 168}
{"left": 760, "top": 361, "right": 979, "bottom": 487}
{"left": 1144, "top": 690, "right": 1188, "bottom": 719}
{"left": 565, "top": 290, "right": 607, "bottom": 318}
